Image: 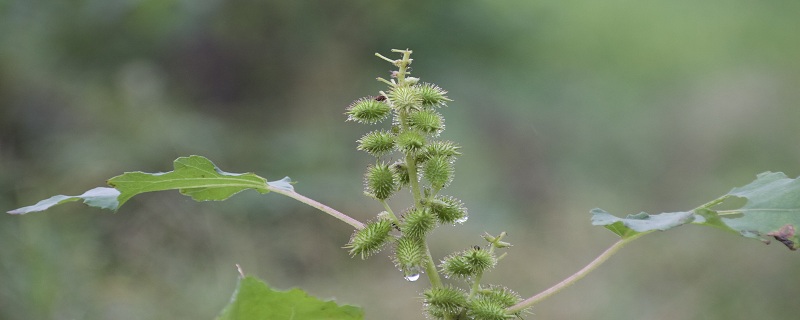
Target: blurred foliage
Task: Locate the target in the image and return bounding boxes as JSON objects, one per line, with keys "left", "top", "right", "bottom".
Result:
{"left": 1, "top": 0, "right": 799, "bottom": 319}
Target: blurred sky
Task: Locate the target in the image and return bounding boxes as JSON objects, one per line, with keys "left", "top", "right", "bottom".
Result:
{"left": 1, "top": 1, "right": 799, "bottom": 319}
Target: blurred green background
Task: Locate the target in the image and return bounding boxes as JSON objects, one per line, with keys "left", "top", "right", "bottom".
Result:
{"left": 2, "top": 0, "right": 799, "bottom": 319}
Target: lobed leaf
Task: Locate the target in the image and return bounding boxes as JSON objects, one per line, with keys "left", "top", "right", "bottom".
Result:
{"left": 592, "top": 172, "right": 800, "bottom": 250}
{"left": 8, "top": 155, "right": 292, "bottom": 214}
{"left": 216, "top": 275, "right": 363, "bottom": 320}
{"left": 696, "top": 172, "right": 800, "bottom": 250}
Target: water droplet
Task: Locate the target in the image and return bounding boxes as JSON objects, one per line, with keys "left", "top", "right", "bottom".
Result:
{"left": 404, "top": 273, "right": 421, "bottom": 282}
{"left": 454, "top": 215, "right": 468, "bottom": 224}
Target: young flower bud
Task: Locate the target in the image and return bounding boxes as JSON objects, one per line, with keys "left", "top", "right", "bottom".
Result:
{"left": 393, "top": 236, "right": 425, "bottom": 275}
{"left": 388, "top": 86, "right": 423, "bottom": 111}
{"left": 423, "top": 155, "right": 454, "bottom": 190}
{"left": 407, "top": 109, "right": 444, "bottom": 135}
{"left": 357, "top": 130, "right": 395, "bottom": 156}
{"left": 346, "top": 97, "right": 392, "bottom": 124}
{"left": 345, "top": 219, "right": 393, "bottom": 259}
{"left": 401, "top": 208, "right": 436, "bottom": 239}
{"left": 426, "top": 196, "right": 468, "bottom": 224}
{"left": 396, "top": 130, "right": 426, "bottom": 153}
{"left": 365, "top": 162, "right": 397, "bottom": 200}
{"left": 423, "top": 286, "right": 467, "bottom": 319}
{"left": 417, "top": 82, "right": 451, "bottom": 107}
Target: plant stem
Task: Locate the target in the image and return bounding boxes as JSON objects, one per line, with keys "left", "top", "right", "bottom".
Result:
{"left": 423, "top": 245, "right": 443, "bottom": 287}
{"left": 380, "top": 199, "right": 400, "bottom": 224}
{"left": 505, "top": 233, "right": 646, "bottom": 314}
{"left": 468, "top": 272, "right": 483, "bottom": 300}
{"left": 267, "top": 186, "right": 365, "bottom": 230}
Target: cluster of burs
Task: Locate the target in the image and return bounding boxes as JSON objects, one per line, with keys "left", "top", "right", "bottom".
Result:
{"left": 344, "top": 50, "right": 527, "bottom": 320}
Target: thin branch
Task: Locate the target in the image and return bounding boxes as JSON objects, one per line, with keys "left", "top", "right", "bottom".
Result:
{"left": 267, "top": 186, "right": 365, "bottom": 230}
{"left": 506, "top": 233, "right": 645, "bottom": 314}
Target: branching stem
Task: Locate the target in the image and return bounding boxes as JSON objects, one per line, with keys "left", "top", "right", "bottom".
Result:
{"left": 506, "top": 233, "right": 647, "bottom": 314}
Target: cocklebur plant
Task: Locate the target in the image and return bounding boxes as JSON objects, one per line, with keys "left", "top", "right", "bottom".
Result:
{"left": 344, "top": 49, "right": 521, "bottom": 319}
{"left": 7, "top": 48, "right": 800, "bottom": 320}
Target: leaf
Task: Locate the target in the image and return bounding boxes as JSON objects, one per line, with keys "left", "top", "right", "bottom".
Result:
{"left": 592, "top": 172, "right": 800, "bottom": 250}
{"left": 216, "top": 275, "right": 363, "bottom": 320}
{"left": 694, "top": 172, "right": 800, "bottom": 250}
{"left": 7, "top": 187, "right": 120, "bottom": 214}
{"left": 590, "top": 209, "right": 695, "bottom": 239}
{"left": 8, "top": 156, "right": 292, "bottom": 214}
{"left": 108, "top": 155, "right": 272, "bottom": 205}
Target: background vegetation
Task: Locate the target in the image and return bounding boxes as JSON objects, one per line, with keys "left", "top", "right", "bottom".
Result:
{"left": 1, "top": 0, "right": 798, "bottom": 319}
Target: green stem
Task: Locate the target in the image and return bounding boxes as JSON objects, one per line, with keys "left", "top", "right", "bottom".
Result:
{"left": 391, "top": 49, "right": 412, "bottom": 85}
{"left": 505, "top": 233, "right": 646, "bottom": 314}
{"left": 423, "top": 244, "right": 443, "bottom": 288}
{"left": 380, "top": 199, "right": 400, "bottom": 224}
{"left": 468, "top": 272, "right": 483, "bottom": 300}
{"left": 267, "top": 186, "right": 365, "bottom": 230}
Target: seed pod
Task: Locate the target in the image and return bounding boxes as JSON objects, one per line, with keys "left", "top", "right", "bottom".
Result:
{"left": 344, "top": 219, "right": 393, "bottom": 259}
{"left": 417, "top": 140, "right": 461, "bottom": 163}
{"left": 388, "top": 86, "right": 423, "bottom": 111}
{"left": 423, "top": 155, "right": 454, "bottom": 190}
{"left": 466, "top": 296, "right": 507, "bottom": 320}
{"left": 423, "top": 286, "right": 467, "bottom": 319}
{"left": 440, "top": 255, "right": 472, "bottom": 279}
{"left": 417, "top": 82, "right": 451, "bottom": 107}
{"left": 426, "top": 196, "right": 468, "bottom": 224}
{"left": 365, "top": 162, "right": 397, "bottom": 200}
{"left": 393, "top": 236, "right": 425, "bottom": 274}
{"left": 396, "top": 130, "right": 426, "bottom": 153}
{"left": 440, "top": 246, "right": 496, "bottom": 278}
{"left": 463, "top": 246, "right": 496, "bottom": 274}
{"left": 357, "top": 130, "right": 395, "bottom": 156}
{"left": 401, "top": 208, "right": 436, "bottom": 239}
{"left": 407, "top": 109, "right": 444, "bottom": 135}
{"left": 346, "top": 97, "right": 392, "bottom": 124}
{"left": 477, "top": 285, "right": 522, "bottom": 309}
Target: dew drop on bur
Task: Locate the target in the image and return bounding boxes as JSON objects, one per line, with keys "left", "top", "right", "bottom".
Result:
{"left": 454, "top": 216, "right": 468, "bottom": 225}
{"left": 404, "top": 273, "right": 421, "bottom": 282}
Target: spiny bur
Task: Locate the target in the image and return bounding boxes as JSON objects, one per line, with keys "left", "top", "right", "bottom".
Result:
{"left": 401, "top": 208, "right": 437, "bottom": 239}
{"left": 393, "top": 236, "right": 425, "bottom": 276}
{"left": 364, "top": 162, "right": 397, "bottom": 200}
{"left": 417, "top": 82, "right": 451, "bottom": 107}
{"left": 345, "top": 219, "right": 393, "bottom": 259}
{"left": 425, "top": 196, "right": 468, "bottom": 224}
{"left": 388, "top": 86, "right": 423, "bottom": 111}
{"left": 357, "top": 130, "right": 395, "bottom": 156}
{"left": 423, "top": 286, "right": 468, "bottom": 319}
{"left": 423, "top": 155, "right": 454, "bottom": 191}
{"left": 346, "top": 97, "right": 391, "bottom": 124}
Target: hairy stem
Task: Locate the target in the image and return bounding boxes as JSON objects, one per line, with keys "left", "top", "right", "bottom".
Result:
{"left": 267, "top": 186, "right": 365, "bottom": 230}
{"left": 506, "top": 233, "right": 646, "bottom": 314}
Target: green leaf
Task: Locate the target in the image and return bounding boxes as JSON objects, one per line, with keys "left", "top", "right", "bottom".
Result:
{"left": 216, "top": 275, "right": 363, "bottom": 320}
{"left": 8, "top": 155, "right": 292, "bottom": 214}
{"left": 108, "top": 155, "right": 273, "bottom": 205}
{"left": 694, "top": 172, "right": 800, "bottom": 250}
{"left": 592, "top": 172, "right": 800, "bottom": 250}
